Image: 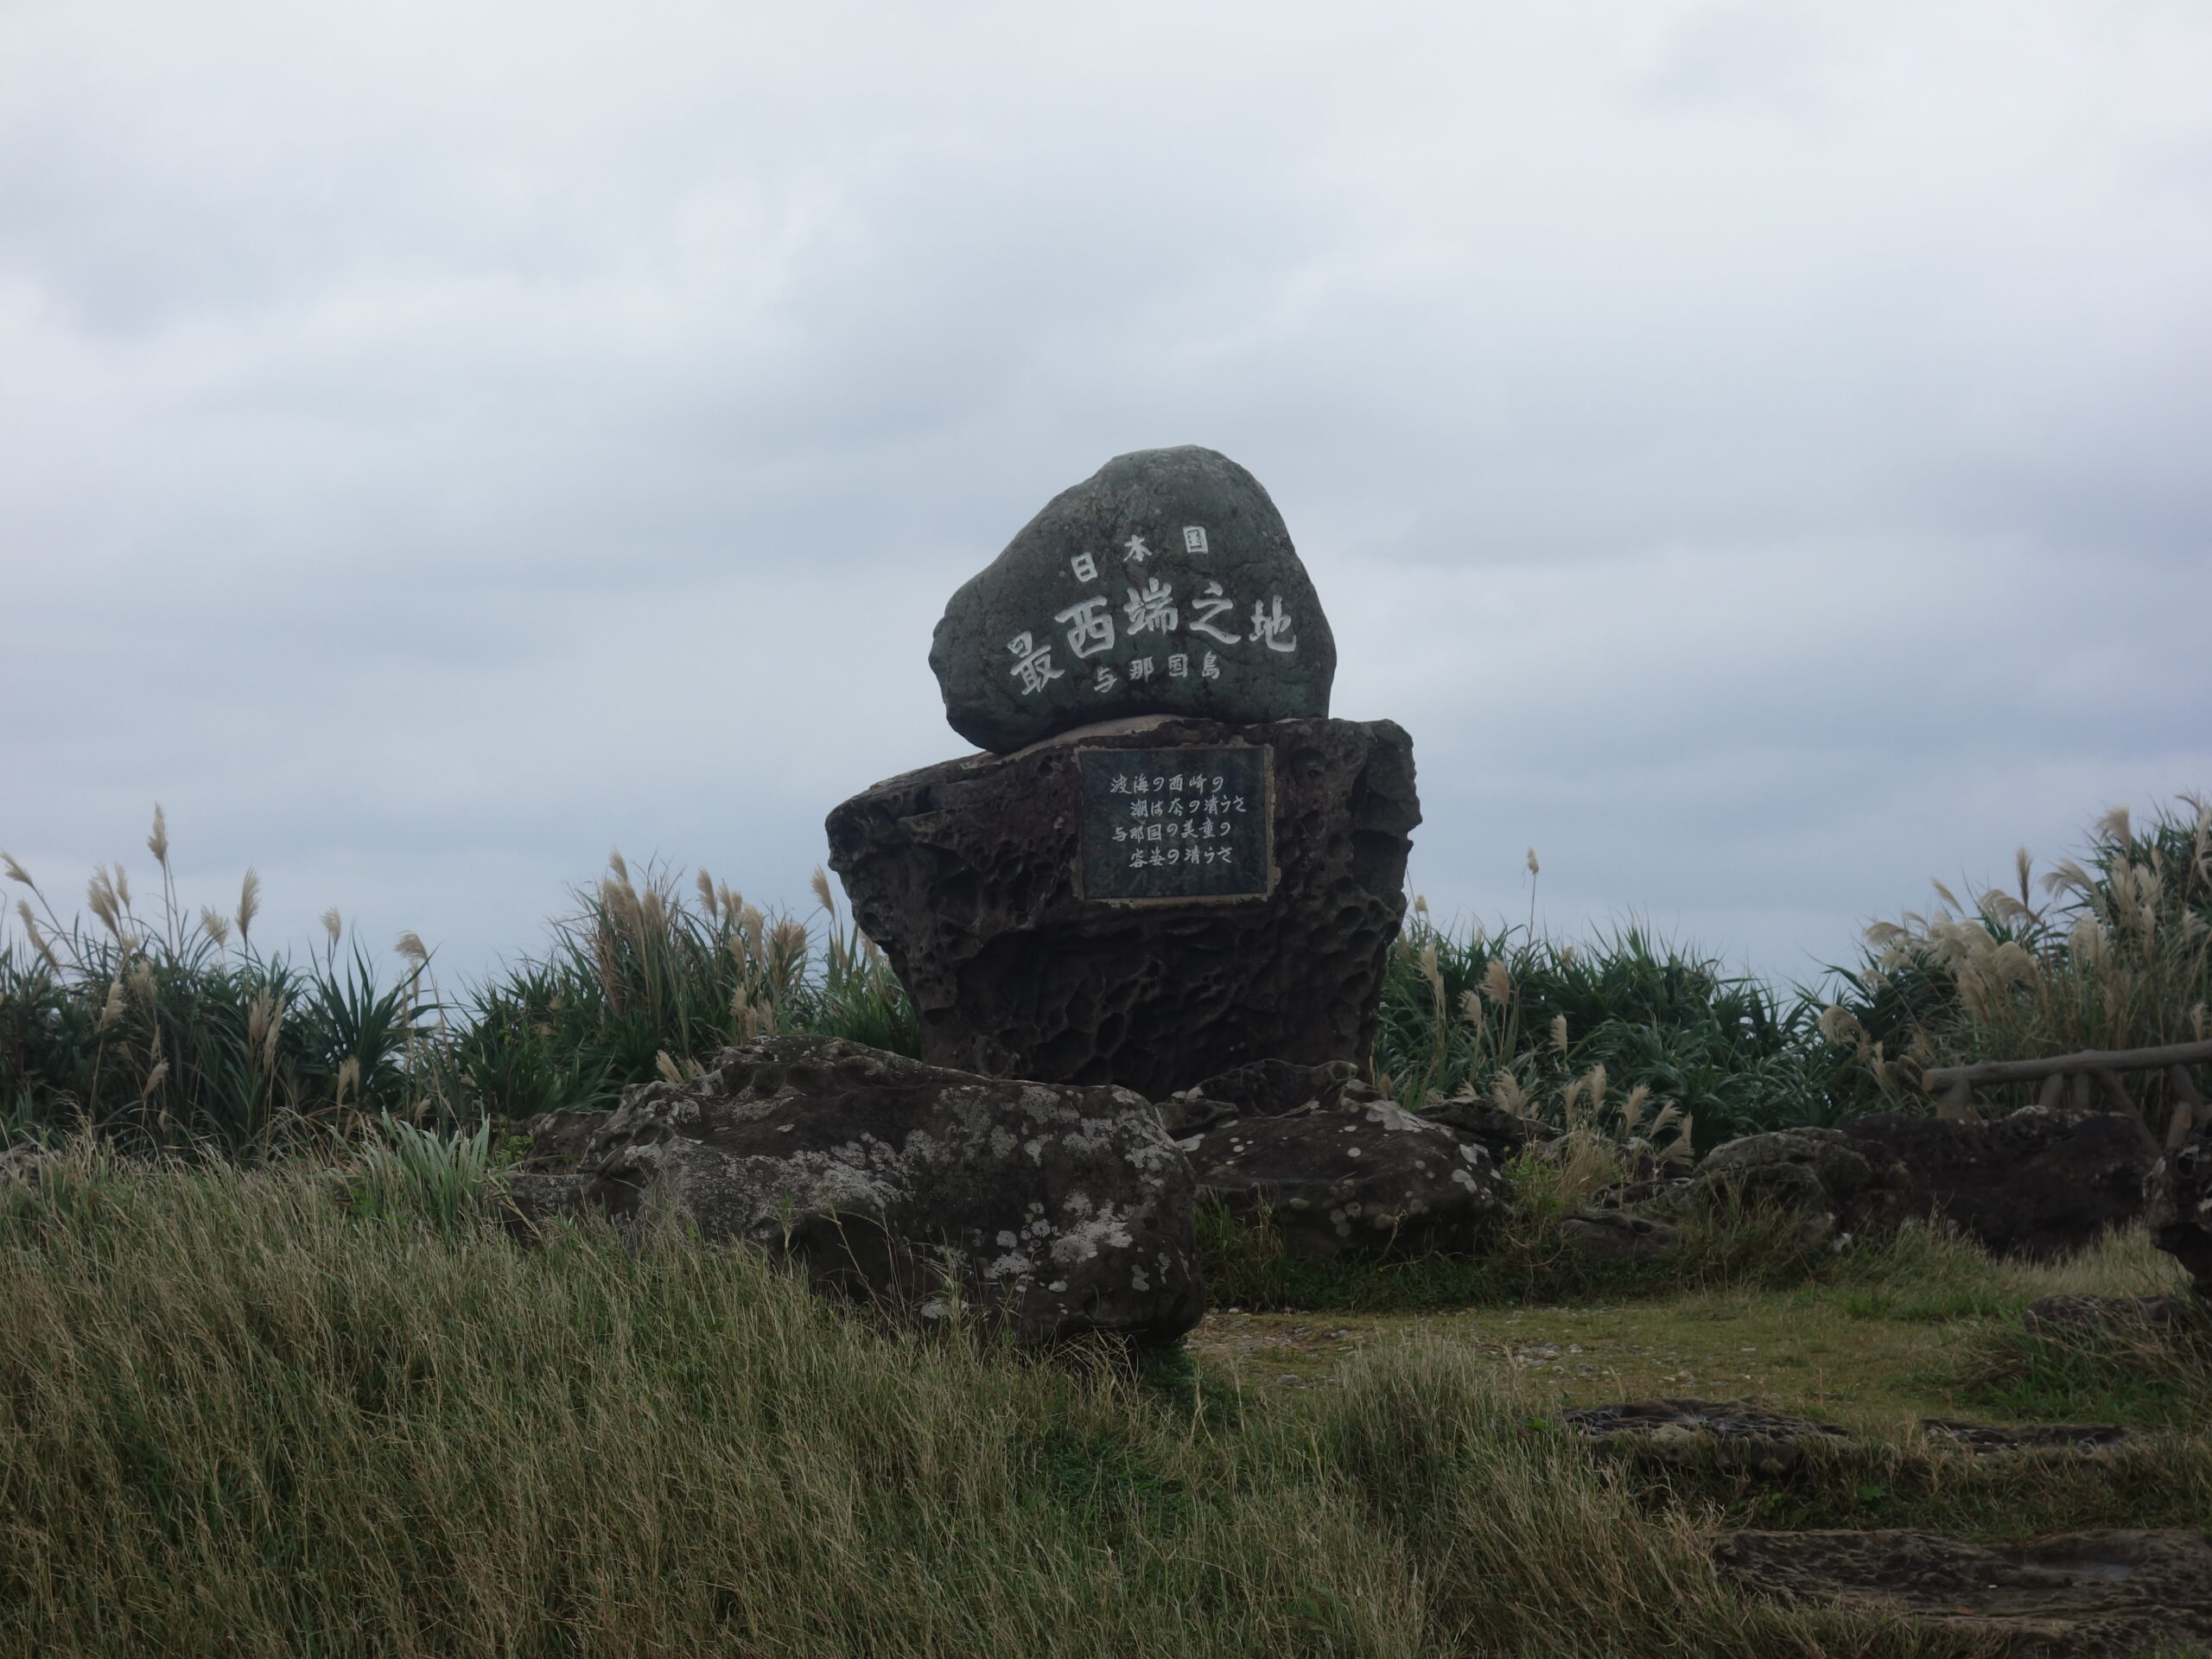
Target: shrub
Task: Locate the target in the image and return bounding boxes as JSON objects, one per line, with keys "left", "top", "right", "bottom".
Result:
{"left": 1374, "top": 909, "right": 1851, "bottom": 1149}
{"left": 1, "top": 813, "right": 437, "bottom": 1153}
{"left": 1821, "top": 796, "right": 2212, "bottom": 1132}
{"left": 453, "top": 855, "right": 918, "bottom": 1119}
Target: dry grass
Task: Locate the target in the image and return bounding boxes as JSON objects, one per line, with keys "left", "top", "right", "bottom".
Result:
{"left": 1830, "top": 796, "right": 2212, "bottom": 1131}
{"left": 0, "top": 1151, "right": 1977, "bottom": 1658}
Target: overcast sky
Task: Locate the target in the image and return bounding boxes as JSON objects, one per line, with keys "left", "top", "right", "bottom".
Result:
{"left": 3, "top": 0, "right": 2209, "bottom": 993}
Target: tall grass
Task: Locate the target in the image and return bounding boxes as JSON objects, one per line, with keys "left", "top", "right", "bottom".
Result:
{"left": 11, "top": 798, "right": 2208, "bottom": 1147}
{"left": 0, "top": 1154, "right": 1939, "bottom": 1658}
{"left": 1373, "top": 906, "right": 1849, "bottom": 1149}
{"left": 453, "top": 855, "right": 918, "bottom": 1119}
{"left": 1821, "top": 795, "right": 2212, "bottom": 1132}
{"left": 1, "top": 812, "right": 438, "bottom": 1153}
{"left": 2, "top": 824, "right": 918, "bottom": 1140}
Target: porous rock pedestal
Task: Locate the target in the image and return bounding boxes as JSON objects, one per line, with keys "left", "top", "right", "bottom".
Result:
{"left": 505, "top": 1035, "right": 1204, "bottom": 1347}
{"left": 825, "top": 714, "right": 1418, "bottom": 1098}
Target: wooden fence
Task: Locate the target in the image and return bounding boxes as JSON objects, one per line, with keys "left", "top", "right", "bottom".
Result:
{"left": 1923, "top": 1038, "right": 2212, "bottom": 1148}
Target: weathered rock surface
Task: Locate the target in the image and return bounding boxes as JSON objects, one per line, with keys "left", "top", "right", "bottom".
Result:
{"left": 1421, "top": 1096, "right": 1555, "bottom": 1166}
{"left": 505, "top": 1036, "right": 1204, "bottom": 1346}
{"left": 1175, "top": 1083, "right": 1504, "bottom": 1257}
{"left": 1651, "top": 1127, "right": 1910, "bottom": 1243}
{"left": 826, "top": 714, "right": 1418, "bottom": 1096}
{"left": 1715, "top": 1528, "right": 2212, "bottom": 1657}
{"left": 1841, "top": 1106, "right": 2158, "bottom": 1259}
{"left": 1558, "top": 1209, "right": 1681, "bottom": 1262}
{"left": 931, "top": 447, "right": 1337, "bottom": 753}
{"left": 1563, "top": 1399, "right": 1851, "bottom": 1475}
{"left": 2151, "top": 1119, "right": 2212, "bottom": 1298}
{"left": 1918, "top": 1419, "right": 2131, "bottom": 1455}
{"left": 1654, "top": 1111, "right": 2159, "bottom": 1259}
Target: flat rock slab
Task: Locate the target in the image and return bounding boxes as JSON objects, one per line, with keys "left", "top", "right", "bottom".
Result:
{"left": 1561, "top": 1398, "right": 1853, "bottom": 1474}
{"left": 931, "top": 446, "right": 1337, "bottom": 753}
{"left": 507, "top": 1035, "right": 1204, "bottom": 1347}
{"left": 1918, "top": 1419, "right": 2132, "bottom": 1455}
{"left": 826, "top": 715, "right": 1417, "bottom": 1096}
{"left": 1716, "top": 1528, "right": 2212, "bottom": 1657}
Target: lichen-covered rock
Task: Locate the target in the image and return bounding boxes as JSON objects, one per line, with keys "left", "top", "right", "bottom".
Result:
{"left": 1842, "top": 1106, "right": 2158, "bottom": 1260}
{"left": 1177, "top": 1090, "right": 1503, "bottom": 1257}
{"left": 508, "top": 1036, "right": 1203, "bottom": 1346}
{"left": 2023, "top": 1293, "right": 2191, "bottom": 1337}
{"left": 1421, "top": 1096, "right": 1556, "bottom": 1166}
{"left": 931, "top": 447, "right": 1337, "bottom": 753}
{"left": 825, "top": 714, "right": 1418, "bottom": 1096}
{"left": 1715, "top": 1528, "right": 2212, "bottom": 1657}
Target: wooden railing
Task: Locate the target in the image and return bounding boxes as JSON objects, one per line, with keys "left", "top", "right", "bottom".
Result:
{"left": 1923, "top": 1038, "right": 2212, "bottom": 1147}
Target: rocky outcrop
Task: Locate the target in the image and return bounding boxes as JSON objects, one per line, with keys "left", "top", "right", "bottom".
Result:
{"left": 825, "top": 714, "right": 1418, "bottom": 1097}
{"left": 2150, "top": 1119, "right": 2212, "bottom": 1299}
{"left": 1563, "top": 1399, "right": 1850, "bottom": 1475}
{"left": 505, "top": 1036, "right": 1204, "bottom": 1347}
{"left": 931, "top": 447, "right": 1337, "bottom": 753}
{"left": 1715, "top": 1528, "right": 2212, "bottom": 1657}
{"left": 1164, "top": 1059, "right": 1504, "bottom": 1256}
{"left": 1647, "top": 1110, "right": 2159, "bottom": 1258}
{"left": 1649, "top": 1127, "right": 1910, "bottom": 1243}
{"left": 1841, "top": 1106, "right": 2158, "bottom": 1259}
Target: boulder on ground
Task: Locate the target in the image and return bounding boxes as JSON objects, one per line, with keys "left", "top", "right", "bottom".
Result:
{"left": 826, "top": 714, "right": 1417, "bottom": 1096}
{"left": 1841, "top": 1106, "right": 2158, "bottom": 1259}
{"left": 1715, "top": 1527, "right": 2212, "bottom": 1657}
{"left": 507, "top": 1035, "right": 1204, "bottom": 1347}
{"left": 1650, "top": 1127, "right": 1909, "bottom": 1243}
{"left": 1654, "top": 1110, "right": 2158, "bottom": 1259}
{"left": 1168, "top": 1060, "right": 1504, "bottom": 1256}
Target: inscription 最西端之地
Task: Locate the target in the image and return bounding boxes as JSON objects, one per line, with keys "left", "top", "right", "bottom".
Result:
{"left": 930, "top": 446, "right": 1338, "bottom": 753}
{"left": 1075, "top": 746, "right": 1273, "bottom": 903}
{"left": 1007, "top": 547, "right": 1300, "bottom": 704}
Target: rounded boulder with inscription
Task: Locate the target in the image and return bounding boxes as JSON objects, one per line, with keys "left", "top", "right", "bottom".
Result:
{"left": 931, "top": 445, "right": 1338, "bottom": 753}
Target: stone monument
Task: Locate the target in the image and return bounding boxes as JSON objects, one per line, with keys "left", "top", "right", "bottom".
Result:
{"left": 827, "top": 445, "right": 1419, "bottom": 1097}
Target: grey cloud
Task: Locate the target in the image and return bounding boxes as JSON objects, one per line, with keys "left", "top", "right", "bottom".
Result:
{"left": 3, "top": 0, "right": 2209, "bottom": 985}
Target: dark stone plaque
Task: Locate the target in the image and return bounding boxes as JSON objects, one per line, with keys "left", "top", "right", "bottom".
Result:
{"left": 1075, "top": 745, "right": 1273, "bottom": 903}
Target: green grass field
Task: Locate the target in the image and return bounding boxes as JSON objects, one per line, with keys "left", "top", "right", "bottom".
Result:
{"left": 4, "top": 1150, "right": 2204, "bottom": 1658}
{"left": 3, "top": 798, "right": 2210, "bottom": 1653}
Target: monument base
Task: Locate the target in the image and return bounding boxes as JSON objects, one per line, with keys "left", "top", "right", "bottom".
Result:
{"left": 825, "top": 715, "right": 1418, "bottom": 1097}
